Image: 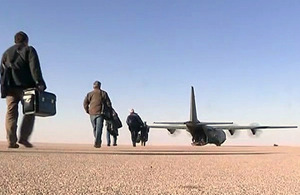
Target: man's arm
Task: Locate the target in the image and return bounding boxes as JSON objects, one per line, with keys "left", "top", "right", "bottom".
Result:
{"left": 103, "top": 91, "right": 112, "bottom": 108}
{"left": 1, "top": 53, "right": 6, "bottom": 75}
{"left": 0, "top": 53, "right": 8, "bottom": 98}
{"left": 137, "top": 114, "right": 144, "bottom": 126}
{"left": 126, "top": 116, "right": 130, "bottom": 126}
{"left": 83, "top": 94, "right": 90, "bottom": 114}
{"left": 28, "top": 46, "right": 46, "bottom": 90}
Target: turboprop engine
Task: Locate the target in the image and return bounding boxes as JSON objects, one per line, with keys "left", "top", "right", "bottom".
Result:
{"left": 167, "top": 129, "right": 176, "bottom": 134}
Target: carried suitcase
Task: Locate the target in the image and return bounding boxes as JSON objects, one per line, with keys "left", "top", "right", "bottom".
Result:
{"left": 22, "top": 88, "right": 56, "bottom": 117}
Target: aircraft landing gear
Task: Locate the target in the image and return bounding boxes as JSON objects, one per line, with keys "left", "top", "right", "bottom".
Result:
{"left": 191, "top": 138, "right": 207, "bottom": 146}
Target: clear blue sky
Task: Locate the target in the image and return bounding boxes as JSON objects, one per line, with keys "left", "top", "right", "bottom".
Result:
{"left": 0, "top": 0, "right": 299, "bottom": 146}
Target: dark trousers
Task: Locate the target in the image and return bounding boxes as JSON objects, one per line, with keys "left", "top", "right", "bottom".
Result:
{"left": 6, "top": 88, "right": 35, "bottom": 145}
{"left": 130, "top": 127, "right": 140, "bottom": 146}
{"left": 106, "top": 130, "right": 117, "bottom": 145}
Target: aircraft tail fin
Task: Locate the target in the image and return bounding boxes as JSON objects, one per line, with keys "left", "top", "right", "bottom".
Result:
{"left": 190, "top": 86, "right": 199, "bottom": 123}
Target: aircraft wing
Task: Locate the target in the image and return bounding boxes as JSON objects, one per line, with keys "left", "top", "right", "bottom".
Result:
{"left": 210, "top": 125, "right": 298, "bottom": 135}
{"left": 154, "top": 121, "right": 233, "bottom": 125}
{"left": 148, "top": 124, "right": 187, "bottom": 129}
{"left": 148, "top": 124, "right": 187, "bottom": 134}
{"left": 154, "top": 122, "right": 186, "bottom": 125}
{"left": 210, "top": 125, "right": 298, "bottom": 130}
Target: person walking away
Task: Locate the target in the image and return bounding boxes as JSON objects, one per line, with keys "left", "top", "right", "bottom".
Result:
{"left": 83, "top": 81, "right": 112, "bottom": 148}
{"left": 106, "top": 108, "right": 122, "bottom": 146}
{"left": 106, "top": 120, "right": 117, "bottom": 146}
{"left": 126, "top": 109, "right": 144, "bottom": 147}
{"left": 140, "top": 122, "right": 149, "bottom": 146}
{"left": 0, "top": 31, "right": 47, "bottom": 148}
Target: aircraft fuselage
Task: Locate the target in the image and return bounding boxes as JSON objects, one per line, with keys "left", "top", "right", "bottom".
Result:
{"left": 186, "top": 121, "right": 226, "bottom": 146}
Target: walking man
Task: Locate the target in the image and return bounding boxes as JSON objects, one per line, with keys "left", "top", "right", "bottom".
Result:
{"left": 126, "top": 109, "right": 144, "bottom": 147}
{"left": 140, "top": 122, "right": 149, "bottom": 146}
{"left": 1, "top": 31, "right": 47, "bottom": 148}
{"left": 106, "top": 108, "right": 122, "bottom": 146}
{"left": 83, "top": 81, "right": 112, "bottom": 148}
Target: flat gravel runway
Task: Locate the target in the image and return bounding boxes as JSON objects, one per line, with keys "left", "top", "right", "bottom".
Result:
{"left": 0, "top": 142, "right": 299, "bottom": 195}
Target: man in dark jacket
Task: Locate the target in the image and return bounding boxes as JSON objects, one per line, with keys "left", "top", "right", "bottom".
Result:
{"left": 1, "top": 31, "right": 46, "bottom": 148}
{"left": 106, "top": 108, "right": 122, "bottom": 146}
{"left": 83, "top": 81, "right": 112, "bottom": 148}
{"left": 140, "top": 122, "right": 149, "bottom": 146}
{"left": 126, "top": 109, "right": 144, "bottom": 147}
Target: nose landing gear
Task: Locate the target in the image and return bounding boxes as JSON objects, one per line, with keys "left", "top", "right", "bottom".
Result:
{"left": 191, "top": 137, "right": 207, "bottom": 146}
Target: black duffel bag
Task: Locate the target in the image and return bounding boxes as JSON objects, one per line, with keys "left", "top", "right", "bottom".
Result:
{"left": 22, "top": 88, "right": 56, "bottom": 117}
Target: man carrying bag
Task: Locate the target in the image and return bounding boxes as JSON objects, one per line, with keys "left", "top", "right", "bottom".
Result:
{"left": 83, "top": 81, "right": 112, "bottom": 148}
{"left": 0, "top": 31, "right": 47, "bottom": 148}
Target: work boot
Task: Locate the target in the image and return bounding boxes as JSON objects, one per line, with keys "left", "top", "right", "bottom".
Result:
{"left": 113, "top": 143, "right": 117, "bottom": 146}
{"left": 94, "top": 144, "right": 101, "bottom": 148}
{"left": 8, "top": 143, "right": 19, "bottom": 148}
{"left": 18, "top": 140, "right": 33, "bottom": 148}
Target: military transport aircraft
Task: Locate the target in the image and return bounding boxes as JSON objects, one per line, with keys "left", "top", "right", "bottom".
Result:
{"left": 148, "top": 87, "right": 297, "bottom": 146}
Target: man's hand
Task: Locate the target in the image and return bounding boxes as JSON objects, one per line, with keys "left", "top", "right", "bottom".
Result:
{"left": 37, "top": 84, "right": 46, "bottom": 91}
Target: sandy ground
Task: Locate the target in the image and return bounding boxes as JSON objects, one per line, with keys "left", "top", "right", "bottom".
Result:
{"left": 0, "top": 142, "right": 299, "bottom": 195}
